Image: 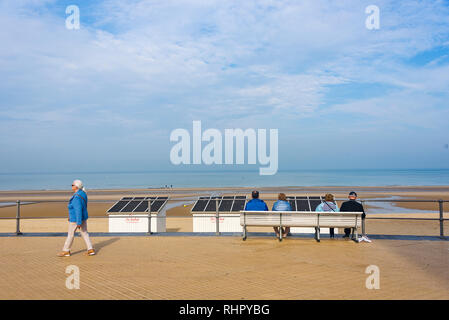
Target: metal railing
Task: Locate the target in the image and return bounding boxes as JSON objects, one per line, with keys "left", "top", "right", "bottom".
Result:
{"left": 0, "top": 197, "right": 447, "bottom": 238}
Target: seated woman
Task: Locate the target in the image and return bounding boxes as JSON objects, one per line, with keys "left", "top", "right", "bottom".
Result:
{"left": 315, "top": 193, "right": 339, "bottom": 238}
{"left": 272, "top": 193, "right": 292, "bottom": 238}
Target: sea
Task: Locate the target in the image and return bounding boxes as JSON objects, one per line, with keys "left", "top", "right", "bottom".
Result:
{"left": 0, "top": 169, "right": 448, "bottom": 191}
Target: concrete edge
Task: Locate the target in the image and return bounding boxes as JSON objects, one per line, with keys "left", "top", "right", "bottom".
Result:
{"left": 0, "top": 232, "right": 447, "bottom": 241}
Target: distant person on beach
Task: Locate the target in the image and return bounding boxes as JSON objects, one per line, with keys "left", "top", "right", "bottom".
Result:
{"left": 57, "top": 180, "right": 95, "bottom": 257}
{"left": 272, "top": 193, "right": 292, "bottom": 238}
{"left": 339, "top": 191, "right": 369, "bottom": 241}
{"left": 315, "top": 193, "right": 339, "bottom": 238}
{"left": 245, "top": 191, "right": 268, "bottom": 211}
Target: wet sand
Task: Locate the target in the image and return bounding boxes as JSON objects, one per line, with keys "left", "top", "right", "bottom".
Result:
{"left": 1, "top": 186, "right": 448, "bottom": 218}
{"left": 0, "top": 186, "right": 447, "bottom": 236}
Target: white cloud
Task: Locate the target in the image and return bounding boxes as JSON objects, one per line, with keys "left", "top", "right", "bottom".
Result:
{"left": 1, "top": 0, "right": 449, "bottom": 170}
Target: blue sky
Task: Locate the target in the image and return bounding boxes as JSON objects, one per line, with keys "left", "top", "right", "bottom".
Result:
{"left": 1, "top": 0, "right": 449, "bottom": 173}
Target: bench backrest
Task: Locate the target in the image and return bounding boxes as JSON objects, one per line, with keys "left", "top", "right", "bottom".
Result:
{"left": 240, "top": 211, "right": 362, "bottom": 228}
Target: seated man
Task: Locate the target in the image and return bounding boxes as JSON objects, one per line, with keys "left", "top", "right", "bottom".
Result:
{"left": 245, "top": 190, "right": 268, "bottom": 211}
{"left": 339, "top": 191, "right": 370, "bottom": 242}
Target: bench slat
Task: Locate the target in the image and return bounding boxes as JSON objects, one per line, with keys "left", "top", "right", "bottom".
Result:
{"left": 240, "top": 211, "right": 362, "bottom": 228}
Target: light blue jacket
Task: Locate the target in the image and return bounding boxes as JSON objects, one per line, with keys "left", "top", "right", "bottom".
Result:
{"left": 315, "top": 201, "right": 339, "bottom": 212}
{"left": 272, "top": 200, "right": 292, "bottom": 211}
{"left": 68, "top": 190, "right": 88, "bottom": 225}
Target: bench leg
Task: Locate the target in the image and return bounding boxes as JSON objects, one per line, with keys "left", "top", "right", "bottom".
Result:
{"left": 316, "top": 227, "right": 321, "bottom": 242}
{"left": 279, "top": 225, "right": 283, "bottom": 242}
{"left": 242, "top": 226, "right": 247, "bottom": 241}
{"left": 362, "top": 218, "right": 366, "bottom": 237}
{"left": 350, "top": 227, "right": 359, "bottom": 242}
{"left": 353, "top": 227, "right": 359, "bottom": 243}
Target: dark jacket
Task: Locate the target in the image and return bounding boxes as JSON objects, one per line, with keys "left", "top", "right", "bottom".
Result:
{"left": 339, "top": 199, "right": 365, "bottom": 218}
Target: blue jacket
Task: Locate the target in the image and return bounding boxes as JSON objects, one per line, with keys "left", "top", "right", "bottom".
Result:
{"left": 272, "top": 200, "right": 292, "bottom": 211}
{"left": 315, "top": 201, "right": 339, "bottom": 212}
{"left": 68, "top": 190, "right": 88, "bottom": 225}
{"left": 245, "top": 198, "right": 268, "bottom": 211}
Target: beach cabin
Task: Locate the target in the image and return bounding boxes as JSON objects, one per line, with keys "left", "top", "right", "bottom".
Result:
{"left": 107, "top": 196, "right": 168, "bottom": 232}
{"left": 191, "top": 196, "right": 247, "bottom": 232}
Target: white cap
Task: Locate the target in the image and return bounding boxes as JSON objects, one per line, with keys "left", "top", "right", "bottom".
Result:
{"left": 72, "top": 179, "right": 86, "bottom": 192}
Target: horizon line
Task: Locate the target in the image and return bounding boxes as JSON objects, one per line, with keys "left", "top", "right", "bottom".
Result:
{"left": 1, "top": 168, "right": 449, "bottom": 175}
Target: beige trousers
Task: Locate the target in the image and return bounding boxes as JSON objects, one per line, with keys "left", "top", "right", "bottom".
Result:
{"left": 62, "top": 220, "right": 93, "bottom": 251}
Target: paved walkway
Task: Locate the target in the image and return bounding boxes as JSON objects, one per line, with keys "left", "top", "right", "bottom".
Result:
{"left": 0, "top": 232, "right": 447, "bottom": 241}
{"left": 0, "top": 236, "right": 448, "bottom": 299}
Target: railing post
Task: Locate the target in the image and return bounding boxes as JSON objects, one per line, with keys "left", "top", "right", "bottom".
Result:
{"left": 215, "top": 198, "right": 219, "bottom": 236}
{"left": 438, "top": 200, "right": 444, "bottom": 238}
{"left": 16, "top": 200, "right": 22, "bottom": 236}
{"left": 243, "top": 211, "right": 247, "bottom": 240}
{"left": 279, "top": 212, "right": 282, "bottom": 241}
{"left": 148, "top": 199, "right": 152, "bottom": 235}
{"left": 361, "top": 200, "right": 366, "bottom": 237}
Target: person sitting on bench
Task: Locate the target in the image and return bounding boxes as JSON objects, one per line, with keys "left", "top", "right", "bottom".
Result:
{"left": 340, "top": 191, "right": 367, "bottom": 240}
{"left": 272, "top": 193, "right": 292, "bottom": 238}
{"left": 315, "top": 193, "right": 339, "bottom": 238}
{"left": 245, "top": 190, "right": 268, "bottom": 211}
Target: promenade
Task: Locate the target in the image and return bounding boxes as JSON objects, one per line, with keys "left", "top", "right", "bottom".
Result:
{"left": 0, "top": 235, "right": 447, "bottom": 299}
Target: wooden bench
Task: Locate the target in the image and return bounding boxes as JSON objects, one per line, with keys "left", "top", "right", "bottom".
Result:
{"left": 240, "top": 210, "right": 363, "bottom": 242}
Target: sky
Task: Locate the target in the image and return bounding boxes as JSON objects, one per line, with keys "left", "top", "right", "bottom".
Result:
{"left": 0, "top": 0, "right": 449, "bottom": 174}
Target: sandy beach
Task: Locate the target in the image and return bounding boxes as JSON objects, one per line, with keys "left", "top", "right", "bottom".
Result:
{"left": 0, "top": 186, "right": 448, "bottom": 235}
{"left": 1, "top": 185, "right": 449, "bottom": 215}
